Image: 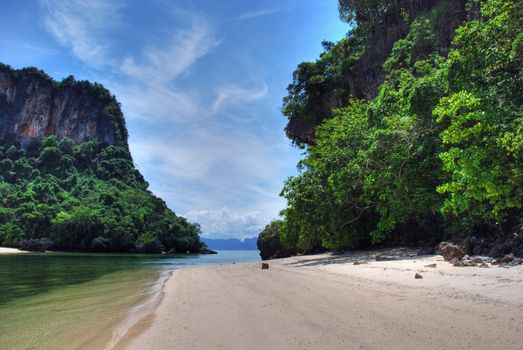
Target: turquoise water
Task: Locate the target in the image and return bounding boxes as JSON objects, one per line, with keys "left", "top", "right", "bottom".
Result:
{"left": 0, "top": 250, "right": 260, "bottom": 349}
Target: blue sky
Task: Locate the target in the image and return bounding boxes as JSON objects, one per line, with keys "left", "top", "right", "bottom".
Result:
{"left": 0, "top": 0, "right": 348, "bottom": 239}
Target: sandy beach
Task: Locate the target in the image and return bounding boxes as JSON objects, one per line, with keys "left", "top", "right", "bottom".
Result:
{"left": 119, "top": 251, "right": 523, "bottom": 350}
{"left": 0, "top": 247, "right": 28, "bottom": 254}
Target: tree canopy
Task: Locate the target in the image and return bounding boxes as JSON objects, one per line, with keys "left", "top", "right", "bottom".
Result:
{"left": 278, "top": 0, "right": 522, "bottom": 252}
{"left": 0, "top": 136, "right": 202, "bottom": 253}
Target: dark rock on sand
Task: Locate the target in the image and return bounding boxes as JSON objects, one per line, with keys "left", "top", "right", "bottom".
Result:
{"left": 261, "top": 263, "right": 269, "bottom": 269}
{"left": 470, "top": 257, "right": 485, "bottom": 264}
{"left": 353, "top": 260, "right": 368, "bottom": 265}
{"left": 492, "top": 254, "right": 515, "bottom": 265}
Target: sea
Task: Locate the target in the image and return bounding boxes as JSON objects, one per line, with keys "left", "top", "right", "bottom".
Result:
{"left": 0, "top": 250, "right": 260, "bottom": 349}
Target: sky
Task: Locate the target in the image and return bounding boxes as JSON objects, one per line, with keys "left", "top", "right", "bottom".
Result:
{"left": 0, "top": 0, "right": 348, "bottom": 239}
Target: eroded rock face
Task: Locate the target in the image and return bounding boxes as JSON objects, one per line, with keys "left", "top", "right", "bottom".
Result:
{"left": 284, "top": 0, "right": 470, "bottom": 145}
{"left": 0, "top": 64, "right": 127, "bottom": 147}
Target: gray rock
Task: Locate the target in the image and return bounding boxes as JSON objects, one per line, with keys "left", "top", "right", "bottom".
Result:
{"left": 0, "top": 65, "right": 126, "bottom": 147}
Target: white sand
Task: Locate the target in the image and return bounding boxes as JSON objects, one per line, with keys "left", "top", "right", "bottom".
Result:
{"left": 119, "top": 251, "right": 523, "bottom": 350}
{"left": 0, "top": 247, "right": 28, "bottom": 254}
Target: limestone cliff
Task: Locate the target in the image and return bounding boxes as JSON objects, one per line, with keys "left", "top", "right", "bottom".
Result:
{"left": 283, "top": 0, "right": 470, "bottom": 145}
{"left": 0, "top": 63, "right": 128, "bottom": 148}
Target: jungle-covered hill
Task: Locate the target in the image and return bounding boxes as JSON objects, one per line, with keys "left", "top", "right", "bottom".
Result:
{"left": 0, "top": 64, "right": 202, "bottom": 253}
{"left": 260, "top": 0, "right": 522, "bottom": 258}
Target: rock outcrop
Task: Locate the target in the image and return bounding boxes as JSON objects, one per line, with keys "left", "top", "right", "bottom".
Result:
{"left": 284, "top": 0, "right": 470, "bottom": 145}
{"left": 200, "top": 247, "right": 218, "bottom": 254}
{"left": 257, "top": 221, "right": 296, "bottom": 260}
{"left": 0, "top": 64, "right": 128, "bottom": 148}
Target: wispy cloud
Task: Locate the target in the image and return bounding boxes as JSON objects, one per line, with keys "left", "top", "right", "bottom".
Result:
{"left": 42, "top": 0, "right": 219, "bottom": 123}
{"left": 116, "top": 16, "right": 219, "bottom": 122}
{"left": 121, "top": 20, "right": 220, "bottom": 84}
{"left": 42, "top": 0, "right": 122, "bottom": 68}
{"left": 234, "top": 8, "right": 281, "bottom": 21}
{"left": 39, "top": 0, "right": 302, "bottom": 239}
{"left": 212, "top": 82, "right": 268, "bottom": 114}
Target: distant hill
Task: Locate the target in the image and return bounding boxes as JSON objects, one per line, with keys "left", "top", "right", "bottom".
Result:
{"left": 202, "top": 237, "right": 258, "bottom": 250}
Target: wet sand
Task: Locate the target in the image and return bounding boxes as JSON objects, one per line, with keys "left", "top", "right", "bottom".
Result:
{"left": 120, "top": 251, "right": 523, "bottom": 350}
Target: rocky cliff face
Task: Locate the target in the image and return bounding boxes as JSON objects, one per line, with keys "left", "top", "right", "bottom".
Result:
{"left": 0, "top": 64, "right": 128, "bottom": 147}
{"left": 284, "top": 0, "right": 469, "bottom": 145}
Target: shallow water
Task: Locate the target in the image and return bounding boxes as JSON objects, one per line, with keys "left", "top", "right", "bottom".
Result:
{"left": 0, "top": 250, "right": 260, "bottom": 349}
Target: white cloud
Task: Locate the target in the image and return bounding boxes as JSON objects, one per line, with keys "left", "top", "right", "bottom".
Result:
{"left": 212, "top": 82, "right": 268, "bottom": 114}
{"left": 39, "top": 1, "right": 301, "bottom": 239}
{"left": 234, "top": 8, "right": 280, "bottom": 21}
{"left": 115, "top": 84, "right": 203, "bottom": 122}
{"left": 42, "top": 0, "right": 219, "bottom": 123}
{"left": 115, "top": 18, "right": 219, "bottom": 122}
{"left": 121, "top": 19, "right": 220, "bottom": 84}
{"left": 42, "top": 0, "right": 121, "bottom": 68}
{"left": 185, "top": 207, "right": 266, "bottom": 239}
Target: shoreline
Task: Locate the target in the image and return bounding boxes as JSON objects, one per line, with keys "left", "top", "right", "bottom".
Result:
{"left": 0, "top": 247, "right": 28, "bottom": 254}
{"left": 117, "top": 250, "right": 523, "bottom": 350}
{"left": 103, "top": 269, "right": 171, "bottom": 350}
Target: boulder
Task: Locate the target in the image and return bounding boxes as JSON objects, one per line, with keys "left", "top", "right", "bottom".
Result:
{"left": 261, "top": 263, "right": 269, "bottom": 270}
{"left": 414, "top": 272, "right": 423, "bottom": 279}
{"left": 439, "top": 242, "right": 465, "bottom": 261}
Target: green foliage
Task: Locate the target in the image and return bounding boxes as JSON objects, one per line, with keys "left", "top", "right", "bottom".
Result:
{"left": 0, "top": 136, "right": 202, "bottom": 252}
{"left": 433, "top": 0, "right": 523, "bottom": 229}
{"left": 279, "top": 0, "right": 522, "bottom": 251}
